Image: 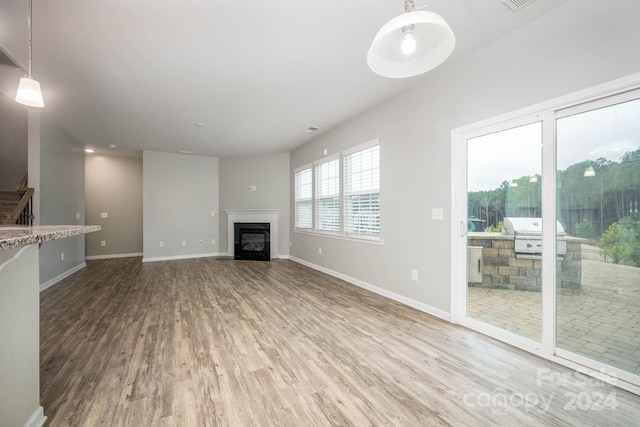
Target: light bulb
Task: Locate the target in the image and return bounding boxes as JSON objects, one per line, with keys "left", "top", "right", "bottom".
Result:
{"left": 401, "top": 31, "right": 416, "bottom": 55}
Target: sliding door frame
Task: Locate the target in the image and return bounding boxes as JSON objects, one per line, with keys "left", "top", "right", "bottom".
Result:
{"left": 450, "top": 72, "right": 640, "bottom": 395}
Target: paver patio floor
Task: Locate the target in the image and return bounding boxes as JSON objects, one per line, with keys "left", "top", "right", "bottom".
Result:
{"left": 468, "top": 287, "right": 640, "bottom": 375}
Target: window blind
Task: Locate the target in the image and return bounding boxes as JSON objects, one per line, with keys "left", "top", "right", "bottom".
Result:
{"left": 344, "top": 144, "right": 380, "bottom": 235}
{"left": 315, "top": 158, "right": 340, "bottom": 232}
{"left": 294, "top": 167, "right": 312, "bottom": 229}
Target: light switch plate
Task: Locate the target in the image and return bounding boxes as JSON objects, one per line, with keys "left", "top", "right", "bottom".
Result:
{"left": 432, "top": 208, "right": 444, "bottom": 220}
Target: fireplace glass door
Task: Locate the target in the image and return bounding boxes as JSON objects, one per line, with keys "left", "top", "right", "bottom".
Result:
{"left": 234, "top": 223, "right": 270, "bottom": 261}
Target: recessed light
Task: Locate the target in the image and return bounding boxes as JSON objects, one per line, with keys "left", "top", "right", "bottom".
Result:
{"left": 85, "top": 148, "right": 94, "bottom": 153}
{"left": 305, "top": 126, "right": 319, "bottom": 133}
{"left": 194, "top": 122, "right": 205, "bottom": 127}
{"left": 179, "top": 150, "right": 193, "bottom": 154}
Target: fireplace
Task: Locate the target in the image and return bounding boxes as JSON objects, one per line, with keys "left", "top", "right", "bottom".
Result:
{"left": 225, "top": 209, "right": 279, "bottom": 259}
{"left": 234, "top": 222, "right": 270, "bottom": 261}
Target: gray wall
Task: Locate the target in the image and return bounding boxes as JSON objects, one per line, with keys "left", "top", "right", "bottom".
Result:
{"left": 39, "top": 117, "right": 86, "bottom": 285}
{"left": 289, "top": 0, "right": 640, "bottom": 316}
{"left": 85, "top": 154, "right": 143, "bottom": 258}
{"left": 143, "top": 151, "right": 219, "bottom": 260}
{"left": 0, "top": 92, "right": 27, "bottom": 189}
{"left": 219, "top": 152, "right": 290, "bottom": 257}
{"left": 0, "top": 245, "right": 41, "bottom": 427}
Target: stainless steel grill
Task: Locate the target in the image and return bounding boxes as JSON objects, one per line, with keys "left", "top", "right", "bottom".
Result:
{"left": 502, "top": 217, "right": 566, "bottom": 257}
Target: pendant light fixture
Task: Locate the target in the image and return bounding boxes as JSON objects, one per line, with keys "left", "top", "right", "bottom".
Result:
{"left": 367, "top": 0, "right": 455, "bottom": 79}
{"left": 15, "top": 0, "right": 44, "bottom": 108}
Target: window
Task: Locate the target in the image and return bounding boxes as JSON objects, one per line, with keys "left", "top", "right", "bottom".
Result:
{"left": 294, "top": 166, "right": 312, "bottom": 229}
{"left": 344, "top": 143, "right": 380, "bottom": 235}
{"left": 315, "top": 157, "right": 340, "bottom": 232}
{"left": 294, "top": 139, "right": 381, "bottom": 240}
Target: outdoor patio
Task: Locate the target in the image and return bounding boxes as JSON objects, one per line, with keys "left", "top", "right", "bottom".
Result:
{"left": 468, "top": 258, "right": 640, "bottom": 376}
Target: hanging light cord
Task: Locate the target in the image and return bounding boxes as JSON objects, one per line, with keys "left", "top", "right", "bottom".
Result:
{"left": 27, "top": 0, "right": 33, "bottom": 77}
{"left": 404, "top": 0, "right": 415, "bottom": 13}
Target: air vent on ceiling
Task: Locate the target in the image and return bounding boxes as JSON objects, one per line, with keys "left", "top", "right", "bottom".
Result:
{"left": 502, "top": 0, "right": 536, "bottom": 12}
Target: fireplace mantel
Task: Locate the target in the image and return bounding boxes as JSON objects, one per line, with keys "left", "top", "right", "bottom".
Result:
{"left": 224, "top": 209, "right": 279, "bottom": 259}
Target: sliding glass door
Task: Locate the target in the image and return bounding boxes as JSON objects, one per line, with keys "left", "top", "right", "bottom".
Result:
{"left": 453, "top": 80, "right": 640, "bottom": 390}
{"left": 466, "top": 122, "right": 543, "bottom": 343}
{"left": 556, "top": 93, "right": 640, "bottom": 379}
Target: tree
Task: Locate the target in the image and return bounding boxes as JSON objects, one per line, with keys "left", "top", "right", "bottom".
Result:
{"left": 599, "top": 220, "right": 637, "bottom": 265}
{"left": 575, "top": 219, "right": 595, "bottom": 240}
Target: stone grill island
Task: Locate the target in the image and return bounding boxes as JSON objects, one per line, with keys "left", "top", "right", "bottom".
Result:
{"left": 0, "top": 225, "right": 99, "bottom": 427}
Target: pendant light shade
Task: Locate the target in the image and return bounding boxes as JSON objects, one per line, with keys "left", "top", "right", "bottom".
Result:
{"left": 15, "top": 0, "right": 44, "bottom": 108}
{"left": 16, "top": 76, "right": 44, "bottom": 107}
{"left": 367, "top": 8, "right": 455, "bottom": 79}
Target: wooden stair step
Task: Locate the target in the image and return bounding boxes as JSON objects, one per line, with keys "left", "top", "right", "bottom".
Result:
{"left": 0, "top": 191, "right": 22, "bottom": 201}
{"left": 0, "top": 203, "right": 19, "bottom": 214}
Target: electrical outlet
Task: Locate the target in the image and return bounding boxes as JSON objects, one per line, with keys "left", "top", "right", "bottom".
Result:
{"left": 211, "top": 239, "right": 216, "bottom": 245}
{"left": 61, "top": 252, "right": 64, "bottom": 261}
{"left": 182, "top": 241, "right": 187, "bottom": 247}
{"left": 211, "top": 210, "right": 216, "bottom": 217}
{"left": 199, "top": 240, "right": 203, "bottom": 245}
{"left": 159, "top": 241, "right": 164, "bottom": 248}
{"left": 100, "top": 212, "right": 108, "bottom": 219}
{"left": 318, "top": 247, "right": 322, "bottom": 255}
{"left": 101, "top": 240, "right": 106, "bottom": 247}
{"left": 411, "top": 269, "right": 419, "bottom": 281}
{"left": 75, "top": 212, "right": 81, "bottom": 220}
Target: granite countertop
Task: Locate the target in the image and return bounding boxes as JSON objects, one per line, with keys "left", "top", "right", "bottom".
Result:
{"left": 0, "top": 225, "right": 101, "bottom": 251}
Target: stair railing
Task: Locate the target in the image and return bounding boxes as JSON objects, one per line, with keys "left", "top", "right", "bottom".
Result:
{"left": 2, "top": 174, "right": 34, "bottom": 225}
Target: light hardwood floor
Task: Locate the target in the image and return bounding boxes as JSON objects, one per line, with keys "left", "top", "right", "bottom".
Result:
{"left": 40, "top": 257, "right": 640, "bottom": 426}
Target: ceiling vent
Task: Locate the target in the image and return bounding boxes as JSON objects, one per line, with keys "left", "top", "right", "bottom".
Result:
{"left": 502, "top": 0, "right": 536, "bottom": 12}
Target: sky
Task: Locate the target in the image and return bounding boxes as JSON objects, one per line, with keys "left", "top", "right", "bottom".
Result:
{"left": 467, "top": 97, "right": 640, "bottom": 192}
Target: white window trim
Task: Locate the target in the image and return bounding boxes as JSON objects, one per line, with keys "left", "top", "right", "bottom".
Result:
{"left": 292, "top": 138, "right": 382, "bottom": 243}
{"left": 314, "top": 155, "right": 341, "bottom": 233}
{"left": 294, "top": 163, "right": 313, "bottom": 231}
{"left": 343, "top": 141, "right": 380, "bottom": 237}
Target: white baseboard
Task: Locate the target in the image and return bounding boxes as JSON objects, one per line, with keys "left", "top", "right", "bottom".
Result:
{"left": 40, "top": 262, "right": 87, "bottom": 292}
{"left": 85, "top": 252, "right": 143, "bottom": 260}
{"left": 24, "top": 405, "right": 46, "bottom": 427}
{"left": 289, "top": 256, "right": 450, "bottom": 322}
{"left": 142, "top": 252, "right": 226, "bottom": 263}
{"left": 227, "top": 251, "right": 290, "bottom": 260}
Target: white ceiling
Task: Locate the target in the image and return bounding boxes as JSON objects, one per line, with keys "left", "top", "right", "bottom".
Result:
{"left": 0, "top": 0, "right": 568, "bottom": 158}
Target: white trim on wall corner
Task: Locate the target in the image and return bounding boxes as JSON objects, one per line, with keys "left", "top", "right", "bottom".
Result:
{"left": 39, "top": 262, "right": 87, "bottom": 292}
{"left": 142, "top": 252, "right": 227, "bottom": 263}
{"left": 85, "top": 252, "right": 143, "bottom": 261}
{"left": 289, "top": 256, "right": 450, "bottom": 322}
{"left": 24, "top": 406, "right": 47, "bottom": 427}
